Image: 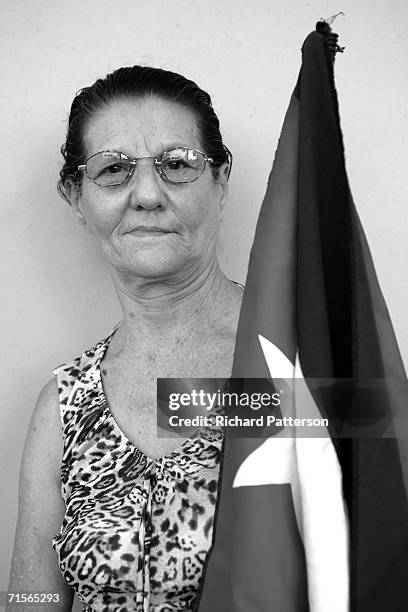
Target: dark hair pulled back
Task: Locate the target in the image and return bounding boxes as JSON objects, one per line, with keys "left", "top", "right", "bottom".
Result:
{"left": 58, "top": 65, "right": 232, "bottom": 203}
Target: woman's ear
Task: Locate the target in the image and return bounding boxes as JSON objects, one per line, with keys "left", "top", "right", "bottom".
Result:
{"left": 215, "top": 161, "right": 230, "bottom": 210}
{"left": 64, "top": 180, "right": 87, "bottom": 226}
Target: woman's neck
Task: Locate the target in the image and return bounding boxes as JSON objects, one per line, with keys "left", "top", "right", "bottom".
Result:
{"left": 108, "top": 258, "right": 233, "bottom": 350}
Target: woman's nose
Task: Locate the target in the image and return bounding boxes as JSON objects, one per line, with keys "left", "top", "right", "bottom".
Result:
{"left": 128, "top": 158, "right": 165, "bottom": 210}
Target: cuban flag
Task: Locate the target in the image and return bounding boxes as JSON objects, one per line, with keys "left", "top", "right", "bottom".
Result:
{"left": 196, "top": 22, "right": 408, "bottom": 612}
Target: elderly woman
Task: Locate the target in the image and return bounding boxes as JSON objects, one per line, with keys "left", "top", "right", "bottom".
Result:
{"left": 8, "top": 67, "right": 243, "bottom": 611}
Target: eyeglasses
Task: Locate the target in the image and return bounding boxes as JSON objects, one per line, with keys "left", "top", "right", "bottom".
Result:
{"left": 77, "top": 147, "right": 214, "bottom": 187}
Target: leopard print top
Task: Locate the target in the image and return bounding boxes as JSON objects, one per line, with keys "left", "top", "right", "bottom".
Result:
{"left": 51, "top": 327, "right": 223, "bottom": 612}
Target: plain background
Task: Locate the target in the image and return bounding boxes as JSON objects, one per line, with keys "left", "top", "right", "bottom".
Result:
{"left": 1, "top": 1, "right": 407, "bottom": 609}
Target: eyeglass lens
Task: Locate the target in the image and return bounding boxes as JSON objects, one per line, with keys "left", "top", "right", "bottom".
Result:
{"left": 85, "top": 148, "right": 206, "bottom": 186}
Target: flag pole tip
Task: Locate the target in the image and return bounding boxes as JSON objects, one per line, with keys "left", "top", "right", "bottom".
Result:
{"left": 315, "top": 12, "right": 346, "bottom": 55}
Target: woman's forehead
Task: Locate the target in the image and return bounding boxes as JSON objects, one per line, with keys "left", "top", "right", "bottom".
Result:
{"left": 83, "top": 97, "right": 202, "bottom": 157}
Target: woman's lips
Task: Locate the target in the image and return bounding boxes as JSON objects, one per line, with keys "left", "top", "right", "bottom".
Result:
{"left": 126, "top": 226, "right": 174, "bottom": 236}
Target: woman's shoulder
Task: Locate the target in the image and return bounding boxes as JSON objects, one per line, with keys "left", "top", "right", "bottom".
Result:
{"left": 53, "top": 324, "right": 119, "bottom": 378}
{"left": 50, "top": 326, "right": 117, "bottom": 412}
{"left": 53, "top": 338, "right": 103, "bottom": 374}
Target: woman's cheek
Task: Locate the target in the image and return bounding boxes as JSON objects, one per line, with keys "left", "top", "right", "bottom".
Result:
{"left": 81, "top": 197, "right": 123, "bottom": 238}
{"left": 177, "top": 193, "right": 215, "bottom": 232}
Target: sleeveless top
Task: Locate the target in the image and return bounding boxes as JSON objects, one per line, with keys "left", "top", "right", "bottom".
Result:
{"left": 51, "top": 326, "right": 223, "bottom": 612}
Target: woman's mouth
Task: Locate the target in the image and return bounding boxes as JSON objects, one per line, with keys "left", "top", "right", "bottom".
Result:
{"left": 126, "top": 226, "right": 174, "bottom": 236}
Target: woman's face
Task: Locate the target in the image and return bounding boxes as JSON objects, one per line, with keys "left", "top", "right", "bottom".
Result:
{"left": 70, "top": 97, "right": 228, "bottom": 282}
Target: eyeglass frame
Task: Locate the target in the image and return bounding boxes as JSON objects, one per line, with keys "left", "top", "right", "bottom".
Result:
{"left": 77, "top": 146, "right": 215, "bottom": 187}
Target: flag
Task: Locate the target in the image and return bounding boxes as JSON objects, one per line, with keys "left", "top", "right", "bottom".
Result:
{"left": 196, "top": 21, "right": 408, "bottom": 612}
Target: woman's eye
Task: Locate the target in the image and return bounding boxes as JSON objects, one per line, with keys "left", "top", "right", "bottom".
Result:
{"left": 103, "top": 164, "right": 124, "bottom": 174}
{"left": 166, "top": 160, "right": 187, "bottom": 170}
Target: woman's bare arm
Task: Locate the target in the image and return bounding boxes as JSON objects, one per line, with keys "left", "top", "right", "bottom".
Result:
{"left": 7, "top": 378, "right": 74, "bottom": 612}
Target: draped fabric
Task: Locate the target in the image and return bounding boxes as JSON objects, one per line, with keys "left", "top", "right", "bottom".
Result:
{"left": 196, "top": 24, "right": 408, "bottom": 612}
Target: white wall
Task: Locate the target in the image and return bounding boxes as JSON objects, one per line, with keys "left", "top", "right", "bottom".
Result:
{"left": 1, "top": 0, "right": 407, "bottom": 606}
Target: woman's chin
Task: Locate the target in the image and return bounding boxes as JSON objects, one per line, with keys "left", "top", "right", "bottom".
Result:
{"left": 112, "top": 252, "right": 190, "bottom": 281}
